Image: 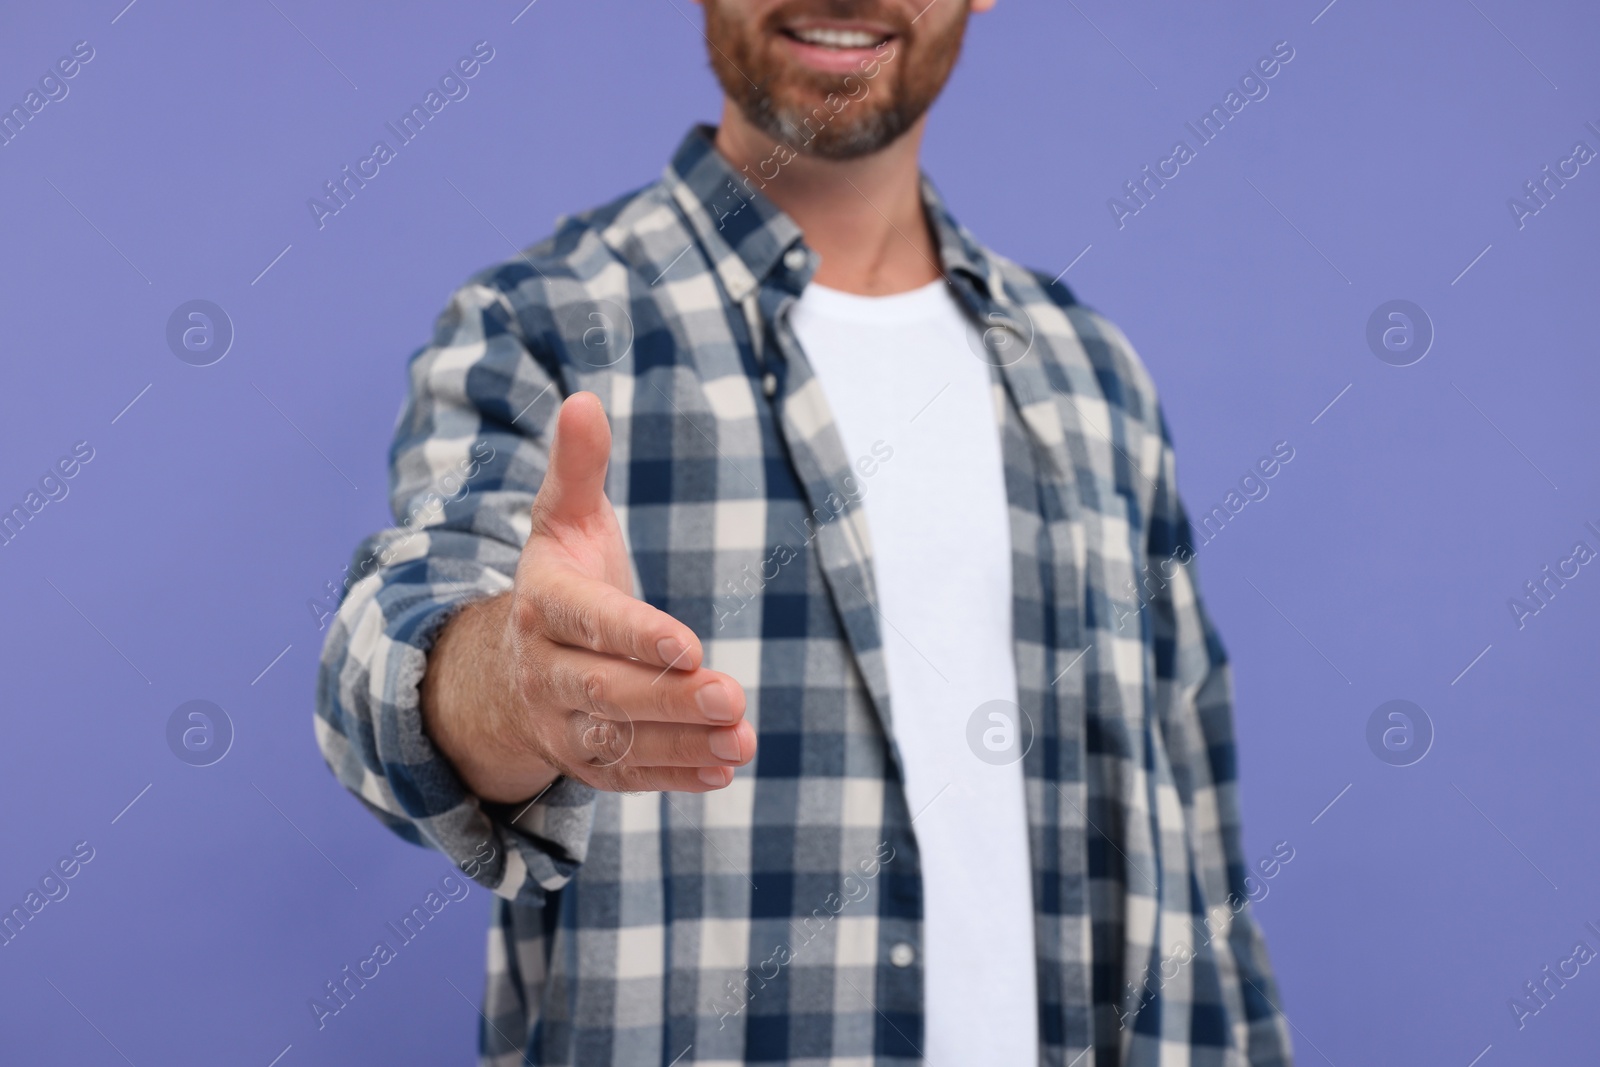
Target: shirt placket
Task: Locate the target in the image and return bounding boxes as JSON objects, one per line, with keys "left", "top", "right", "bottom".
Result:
{"left": 949, "top": 270, "right": 1098, "bottom": 1067}
{"left": 750, "top": 255, "right": 931, "bottom": 1062}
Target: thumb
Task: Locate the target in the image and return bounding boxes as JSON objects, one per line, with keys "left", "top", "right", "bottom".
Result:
{"left": 534, "top": 392, "right": 612, "bottom": 525}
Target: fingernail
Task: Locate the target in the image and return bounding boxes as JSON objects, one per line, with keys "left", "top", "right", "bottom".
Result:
{"left": 708, "top": 727, "right": 741, "bottom": 762}
{"left": 696, "top": 683, "right": 735, "bottom": 723}
{"left": 656, "top": 637, "right": 687, "bottom": 668}
{"left": 697, "top": 767, "right": 730, "bottom": 787}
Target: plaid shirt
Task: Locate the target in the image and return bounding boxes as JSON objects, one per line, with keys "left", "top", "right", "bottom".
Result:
{"left": 315, "top": 125, "right": 1293, "bottom": 1067}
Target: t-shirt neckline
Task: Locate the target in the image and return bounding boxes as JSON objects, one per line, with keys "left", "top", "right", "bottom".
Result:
{"left": 796, "top": 278, "right": 955, "bottom": 323}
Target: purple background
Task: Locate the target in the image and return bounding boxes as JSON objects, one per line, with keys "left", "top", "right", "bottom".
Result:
{"left": 2, "top": 0, "right": 1597, "bottom": 1063}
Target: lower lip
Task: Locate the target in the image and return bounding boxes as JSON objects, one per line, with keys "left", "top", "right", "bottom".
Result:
{"left": 777, "top": 33, "right": 894, "bottom": 75}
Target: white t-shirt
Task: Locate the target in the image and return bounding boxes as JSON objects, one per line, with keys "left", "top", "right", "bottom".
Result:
{"left": 789, "top": 278, "right": 1039, "bottom": 1066}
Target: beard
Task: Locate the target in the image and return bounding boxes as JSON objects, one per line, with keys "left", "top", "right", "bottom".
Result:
{"left": 703, "top": 0, "right": 969, "bottom": 160}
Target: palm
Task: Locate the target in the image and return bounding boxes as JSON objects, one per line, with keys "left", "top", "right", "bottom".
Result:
{"left": 495, "top": 391, "right": 754, "bottom": 795}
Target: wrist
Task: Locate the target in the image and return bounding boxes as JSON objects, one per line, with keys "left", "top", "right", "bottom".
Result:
{"left": 422, "top": 594, "right": 561, "bottom": 803}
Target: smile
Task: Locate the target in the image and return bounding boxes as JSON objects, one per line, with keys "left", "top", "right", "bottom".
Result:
{"left": 776, "top": 19, "right": 898, "bottom": 73}
{"left": 782, "top": 26, "right": 893, "bottom": 50}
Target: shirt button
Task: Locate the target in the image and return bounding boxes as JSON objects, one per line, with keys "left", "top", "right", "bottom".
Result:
{"left": 761, "top": 372, "right": 778, "bottom": 398}
{"left": 888, "top": 941, "right": 915, "bottom": 968}
{"left": 782, "top": 247, "right": 808, "bottom": 272}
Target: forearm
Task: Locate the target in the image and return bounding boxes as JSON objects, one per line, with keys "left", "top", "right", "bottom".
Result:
{"left": 422, "top": 593, "right": 561, "bottom": 804}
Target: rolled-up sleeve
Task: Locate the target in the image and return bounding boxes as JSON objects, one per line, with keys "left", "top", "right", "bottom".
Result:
{"left": 314, "top": 277, "right": 595, "bottom": 905}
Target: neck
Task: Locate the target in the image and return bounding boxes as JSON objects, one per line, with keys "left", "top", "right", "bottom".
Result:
{"left": 713, "top": 104, "right": 943, "bottom": 295}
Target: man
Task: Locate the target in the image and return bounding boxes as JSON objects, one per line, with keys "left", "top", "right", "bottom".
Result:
{"left": 315, "top": 1, "right": 1295, "bottom": 1064}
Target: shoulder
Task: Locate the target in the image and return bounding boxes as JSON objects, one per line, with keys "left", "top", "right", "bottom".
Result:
{"left": 461, "top": 179, "right": 676, "bottom": 311}
{"left": 986, "top": 251, "right": 1165, "bottom": 437}
{"left": 418, "top": 178, "right": 695, "bottom": 378}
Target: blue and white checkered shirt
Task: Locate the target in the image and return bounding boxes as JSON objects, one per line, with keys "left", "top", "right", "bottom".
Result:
{"left": 315, "top": 125, "right": 1294, "bottom": 1067}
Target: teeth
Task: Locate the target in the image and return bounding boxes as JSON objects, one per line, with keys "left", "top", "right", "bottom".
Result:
{"left": 791, "top": 26, "right": 882, "bottom": 49}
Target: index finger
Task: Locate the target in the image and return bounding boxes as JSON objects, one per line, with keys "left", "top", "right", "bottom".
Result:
{"left": 533, "top": 570, "right": 703, "bottom": 671}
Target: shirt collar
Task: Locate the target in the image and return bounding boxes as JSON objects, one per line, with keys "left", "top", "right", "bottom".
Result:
{"left": 662, "top": 125, "right": 1024, "bottom": 329}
